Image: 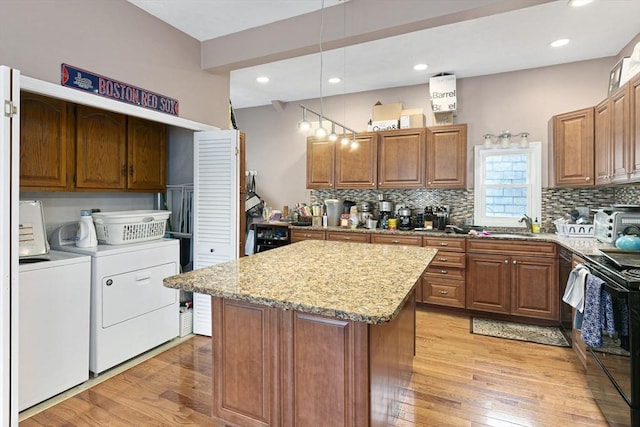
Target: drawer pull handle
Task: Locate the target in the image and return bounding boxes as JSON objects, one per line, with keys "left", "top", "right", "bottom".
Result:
{"left": 438, "top": 257, "right": 448, "bottom": 262}
{"left": 504, "top": 259, "right": 508, "bottom": 263}
{"left": 440, "top": 269, "right": 448, "bottom": 274}
{"left": 343, "top": 236, "right": 351, "bottom": 240}
{"left": 513, "top": 260, "right": 517, "bottom": 264}
{"left": 392, "top": 239, "right": 399, "bottom": 243}
{"left": 440, "top": 242, "right": 448, "bottom": 246}
{"left": 438, "top": 290, "right": 449, "bottom": 295}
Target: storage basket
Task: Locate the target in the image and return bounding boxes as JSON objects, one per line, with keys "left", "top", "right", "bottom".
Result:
{"left": 92, "top": 210, "right": 171, "bottom": 244}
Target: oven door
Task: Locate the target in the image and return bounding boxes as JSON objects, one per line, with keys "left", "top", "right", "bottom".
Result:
{"left": 584, "top": 278, "right": 633, "bottom": 426}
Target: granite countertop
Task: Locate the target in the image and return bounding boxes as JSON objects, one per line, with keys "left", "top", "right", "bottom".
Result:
{"left": 288, "top": 224, "right": 614, "bottom": 256}
{"left": 164, "top": 240, "right": 436, "bottom": 324}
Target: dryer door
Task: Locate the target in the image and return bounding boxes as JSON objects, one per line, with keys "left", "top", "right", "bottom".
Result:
{"left": 102, "top": 262, "right": 177, "bottom": 328}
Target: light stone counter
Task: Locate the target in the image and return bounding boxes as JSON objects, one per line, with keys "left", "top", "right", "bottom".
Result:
{"left": 164, "top": 239, "right": 436, "bottom": 324}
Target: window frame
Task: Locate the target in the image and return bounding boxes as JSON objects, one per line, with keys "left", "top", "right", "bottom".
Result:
{"left": 473, "top": 142, "right": 542, "bottom": 228}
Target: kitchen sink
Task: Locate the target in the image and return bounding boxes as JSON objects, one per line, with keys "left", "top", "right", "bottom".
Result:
{"left": 486, "top": 233, "right": 534, "bottom": 238}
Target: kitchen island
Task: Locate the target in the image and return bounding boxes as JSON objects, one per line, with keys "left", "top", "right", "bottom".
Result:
{"left": 164, "top": 240, "right": 437, "bottom": 427}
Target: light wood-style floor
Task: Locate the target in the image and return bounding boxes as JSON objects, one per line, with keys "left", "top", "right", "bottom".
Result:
{"left": 21, "top": 309, "right": 608, "bottom": 427}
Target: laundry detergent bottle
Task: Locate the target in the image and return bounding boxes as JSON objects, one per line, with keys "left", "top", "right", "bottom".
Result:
{"left": 76, "top": 209, "right": 98, "bottom": 247}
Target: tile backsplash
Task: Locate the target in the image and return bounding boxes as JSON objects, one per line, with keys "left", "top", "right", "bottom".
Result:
{"left": 310, "top": 185, "right": 630, "bottom": 232}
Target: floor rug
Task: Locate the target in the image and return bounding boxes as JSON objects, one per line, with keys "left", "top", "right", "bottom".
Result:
{"left": 471, "top": 317, "right": 570, "bottom": 347}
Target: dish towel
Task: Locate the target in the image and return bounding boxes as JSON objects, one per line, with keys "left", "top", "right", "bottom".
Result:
{"left": 563, "top": 263, "right": 589, "bottom": 311}
{"left": 581, "top": 274, "right": 616, "bottom": 348}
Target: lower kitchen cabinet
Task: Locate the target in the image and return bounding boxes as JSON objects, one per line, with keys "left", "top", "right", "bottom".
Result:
{"left": 371, "top": 234, "right": 422, "bottom": 246}
{"left": 421, "top": 237, "right": 466, "bottom": 307}
{"left": 290, "top": 229, "right": 325, "bottom": 242}
{"left": 326, "top": 231, "right": 371, "bottom": 243}
{"left": 466, "top": 240, "right": 559, "bottom": 321}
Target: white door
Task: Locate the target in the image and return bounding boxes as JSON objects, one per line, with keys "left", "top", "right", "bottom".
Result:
{"left": 0, "top": 65, "right": 20, "bottom": 427}
{"left": 192, "top": 130, "right": 239, "bottom": 336}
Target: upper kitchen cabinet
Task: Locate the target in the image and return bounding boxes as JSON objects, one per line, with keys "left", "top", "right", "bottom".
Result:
{"left": 126, "top": 116, "right": 167, "bottom": 191}
{"left": 306, "top": 136, "right": 335, "bottom": 189}
{"left": 377, "top": 128, "right": 426, "bottom": 189}
{"left": 76, "top": 106, "right": 167, "bottom": 192}
{"left": 20, "top": 92, "right": 74, "bottom": 191}
{"left": 75, "top": 105, "right": 127, "bottom": 190}
{"left": 594, "top": 98, "right": 612, "bottom": 185}
{"left": 335, "top": 132, "right": 377, "bottom": 189}
{"left": 628, "top": 73, "right": 640, "bottom": 181}
{"left": 426, "top": 124, "right": 467, "bottom": 188}
{"left": 549, "top": 108, "right": 594, "bottom": 187}
{"left": 594, "top": 82, "right": 632, "bottom": 185}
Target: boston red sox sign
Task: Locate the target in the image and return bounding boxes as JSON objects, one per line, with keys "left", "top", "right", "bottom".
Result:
{"left": 61, "top": 63, "right": 179, "bottom": 116}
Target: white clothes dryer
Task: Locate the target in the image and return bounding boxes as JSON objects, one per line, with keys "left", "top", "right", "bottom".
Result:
{"left": 51, "top": 223, "right": 180, "bottom": 375}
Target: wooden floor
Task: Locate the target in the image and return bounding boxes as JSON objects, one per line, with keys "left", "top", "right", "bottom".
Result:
{"left": 21, "top": 308, "right": 608, "bottom": 427}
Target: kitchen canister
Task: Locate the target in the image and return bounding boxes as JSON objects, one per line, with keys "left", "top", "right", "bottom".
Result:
{"left": 76, "top": 209, "right": 98, "bottom": 247}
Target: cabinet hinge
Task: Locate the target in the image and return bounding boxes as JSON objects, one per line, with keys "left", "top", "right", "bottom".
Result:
{"left": 4, "top": 100, "right": 17, "bottom": 118}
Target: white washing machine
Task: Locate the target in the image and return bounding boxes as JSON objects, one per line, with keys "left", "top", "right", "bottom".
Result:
{"left": 51, "top": 223, "right": 180, "bottom": 375}
{"left": 19, "top": 250, "right": 91, "bottom": 411}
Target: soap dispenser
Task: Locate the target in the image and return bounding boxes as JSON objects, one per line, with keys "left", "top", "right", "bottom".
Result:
{"left": 532, "top": 217, "right": 541, "bottom": 234}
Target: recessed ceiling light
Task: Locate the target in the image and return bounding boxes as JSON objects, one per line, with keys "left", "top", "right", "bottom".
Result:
{"left": 569, "top": 0, "right": 593, "bottom": 7}
{"left": 413, "top": 63, "right": 428, "bottom": 71}
{"left": 550, "top": 38, "right": 570, "bottom": 48}
{"left": 256, "top": 76, "right": 269, "bottom": 83}
{"left": 328, "top": 77, "right": 341, "bottom": 84}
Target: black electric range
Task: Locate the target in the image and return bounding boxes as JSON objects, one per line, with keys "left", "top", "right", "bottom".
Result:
{"left": 580, "top": 250, "right": 640, "bottom": 427}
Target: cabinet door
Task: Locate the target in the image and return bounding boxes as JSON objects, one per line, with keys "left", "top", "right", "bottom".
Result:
{"left": 466, "top": 253, "right": 510, "bottom": 314}
{"left": 377, "top": 129, "right": 426, "bottom": 188}
{"left": 551, "top": 107, "right": 594, "bottom": 187}
{"left": 610, "top": 84, "right": 631, "bottom": 183}
{"left": 629, "top": 74, "right": 640, "bottom": 181}
{"left": 75, "top": 105, "right": 127, "bottom": 190}
{"left": 594, "top": 98, "right": 611, "bottom": 185}
{"left": 426, "top": 124, "right": 467, "bottom": 188}
{"left": 306, "top": 136, "right": 334, "bottom": 189}
{"left": 20, "top": 93, "right": 73, "bottom": 190}
{"left": 510, "top": 256, "right": 559, "bottom": 320}
{"left": 335, "top": 132, "right": 377, "bottom": 189}
{"left": 127, "top": 116, "right": 166, "bottom": 191}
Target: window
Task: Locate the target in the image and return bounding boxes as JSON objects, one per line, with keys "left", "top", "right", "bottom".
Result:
{"left": 474, "top": 143, "right": 541, "bottom": 228}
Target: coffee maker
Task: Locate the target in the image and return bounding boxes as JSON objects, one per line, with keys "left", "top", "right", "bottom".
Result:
{"left": 379, "top": 199, "right": 394, "bottom": 230}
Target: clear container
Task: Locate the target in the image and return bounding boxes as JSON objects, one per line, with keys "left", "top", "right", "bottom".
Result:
{"left": 325, "top": 199, "right": 341, "bottom": 226}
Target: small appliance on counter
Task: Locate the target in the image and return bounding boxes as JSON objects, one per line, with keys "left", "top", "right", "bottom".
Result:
{"left": 18, "top": 200, "right": 50, "bottom": 261}
{"left": 325, "top": 199, "right": 341, "bottom": 226}
{"left": 397, "top": 207, "right": 412, "bottom": 230}
{"left": 594, "top": 205, "right": 640, "bottom": 244}
{"left": 423, "top": 205, "right": 450, "bottom": 230}
{"left": 378, "top": 193, "right": 394, "bottom": 229}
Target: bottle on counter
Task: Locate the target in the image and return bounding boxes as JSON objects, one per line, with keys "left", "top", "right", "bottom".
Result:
{"left": 76, "top": 209, "right": 98, "bottom": 247}
{"left": 532, "top": 217, "right": 541, "bottom": 234}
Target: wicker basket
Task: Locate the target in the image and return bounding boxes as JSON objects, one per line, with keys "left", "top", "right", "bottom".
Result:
{"left": 92, "top": 210, "right": 171, "bottom": 244}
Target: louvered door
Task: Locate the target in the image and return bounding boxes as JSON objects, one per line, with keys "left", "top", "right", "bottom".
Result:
{"left": 192, "top": 130, "right": 239, "bottom": 336}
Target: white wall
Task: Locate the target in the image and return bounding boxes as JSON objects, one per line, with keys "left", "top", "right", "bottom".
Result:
{"left": 236, "top": 57, "right": 614, "bottom": 210}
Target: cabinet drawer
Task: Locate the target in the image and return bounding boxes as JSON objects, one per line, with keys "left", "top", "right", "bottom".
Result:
{"left": 467, "top": 239, "right": 557, "bottom": 257}
{"left": 422, "top": 237, "right": 465, "bottom": 252}
{"left": 326, "top": 231, "right": 370, "bottom": 243}
{"left": 291, "top": 229, "right": 325, "bottom": 242}
{"left": 424, "top": 266, "right": 465, "bottom": 280}
{"left": 421, "top": 277, "right": 465, "bottom": 308}
{"left": 371, "top": 234, "right": 422, "bottom": 246}
{"left": 430, "top": 251, "right": 465, "bottom": 268}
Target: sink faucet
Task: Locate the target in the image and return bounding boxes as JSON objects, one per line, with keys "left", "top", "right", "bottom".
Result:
{"left": 518, "top": 214, "right": 532, "bottom": 232}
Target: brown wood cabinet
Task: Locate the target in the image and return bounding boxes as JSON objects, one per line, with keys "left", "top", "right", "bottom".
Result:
{"left": 377, "top": 128, "right": 425, "bottom": 189}
{"left": 549, "top": 107, "right": 594, "bottom": 187}
{"left": 76, "top": 107, "right": 167, "bottom": 191}
{"left": 211, "top": 291, "right": 415, "bottom": 426}
{"left": 306, "top": 136, "right": 335, "bottom": 189}
{"left": 629, "top": 73, "right": 640, "bottom": 180}
{"left": 335, "top": 132, "right": 377, "bottom": 189}
{"left": 20, "top": 92, "right": 74, "bottom": 191}
{"left": 75, "top": 104, "right": 127, "bottom": 190}
{"left": 290, "top": 229, "right": 325, "bottom": 242}
{"left": 611, "top": 84, "right": 631, "bottom": 184}
{"left": 421, "top": 237, "right": 466, "bottom": 308}
{"left": 370, "top": 234, "right": 422, "bottom": 246}
{"left": 595, "top": 98, "right": 612, "bottom": 185}
{"left": 426, "top": 124, "right": 467, "bottom": 188}
{"left": 326, "top": 231, "right": 370, "bottom": 243}
{"left": 466, "top": 240, "right": 558, "bottom": 321}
